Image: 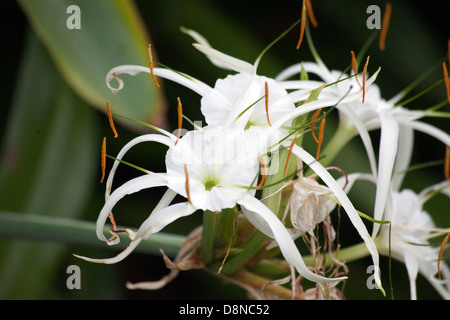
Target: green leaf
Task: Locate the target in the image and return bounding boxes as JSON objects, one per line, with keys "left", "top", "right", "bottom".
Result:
{"left": 17, "top": 0, "right": 166, "bottom": 127}
{"left": 0, "top": 31, "right": 98, "bottom": 299}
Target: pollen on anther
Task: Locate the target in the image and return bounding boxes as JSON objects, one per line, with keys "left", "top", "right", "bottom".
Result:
{"left": 175, "top": 97, "right": 183, "bottom": 145}
{"left": 379, "top": 2, "right": 392, "bottom": 51}
{"left": 362, "top": 56, "right": 370, "bottom": 103}
{"left": 316, "top": 113, "right": 326, "bottom": 160}
{"left": 350, "top": 50, "right": 362, "bottom": 88}
{"left": 284, "top": 135, "right": 297, "bottom": 177}
{"left": 442, "top": 62, "right": 450, "bottom": 105}
{"left": 296, "top": 0, "right": 307, "bottom": 50}
{"left": 310, "top": 108, "right": 322, "bottom": 144}
{"left": 305, "top": 0, "right": 318, "bottom": 28}
{"left": 100, "top": 137, "right": 107, "bottom": 183}
{"left": 148, "top": 44, "right": 160, "bottom": 88}
{"left": 106, "top": 101, "right": 118, "bottom": 138}
{"left": 265, "top": 81, "right": 272, "bottom": 126}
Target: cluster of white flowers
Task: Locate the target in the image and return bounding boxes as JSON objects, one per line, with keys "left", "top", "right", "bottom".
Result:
{"left": 76, "top": 25, "right": 450, "bottom": 299}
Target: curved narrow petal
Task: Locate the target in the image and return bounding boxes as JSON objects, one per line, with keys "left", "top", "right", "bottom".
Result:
{"left": 106, "top": 65, "right": 213, "bottom": 97}
{"left": 74, "top": 237, "right": 143, "bottom": 264}
{"left": 181, "top": 26, "right": 251, "bottom": 73}
{"left": 288, "top": 144, "right": 384, "bottom": 292}
{"left": 275, "top": 62, "right": 333, "bottom": 82}
{"left": 97, "top": 173, "right": 168, "bottom": 242}
{"left": 337, "top": 104, "right": 378, "bottom": 177}
{"left": 372, "top": 114, "right": 399, "bottom": 238}
{"left": 192, "top": 44, "right": 255, "bottom": 74}
{"left": 392, "top": 126, "right": 414, "bottom": 191}
{"left": 404, "top": 251, "right": 419, "bottom": 300}
{"left": 401, "top": 120, "right": 450, "bottom": 147}
{"left": 77, "top": 191, "right": 188, "bottom": 265}
{"left": 135, "top": 202, "right": 197, "bottom": 240}
{"left": 238, "top": 194, "right": 347, "bottom": 284}
{"left": 105, "top": 133, "right": 175, "bottom": 200}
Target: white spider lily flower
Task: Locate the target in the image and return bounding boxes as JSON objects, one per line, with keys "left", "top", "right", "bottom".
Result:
{"left": 100, "top": 30, "right": 384, "bottom": 290}
{"left": 377, "top": 181, "right": 450, "bottom": 300}
{"left": 276, "top": 62, "right": 450, "bottom": 238}
{"left": 76, "top": 125, "right": 346, "bottom": 284}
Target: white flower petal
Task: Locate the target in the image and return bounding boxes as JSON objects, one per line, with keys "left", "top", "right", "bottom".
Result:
{"left": 372, "top": 114, "right": 399, "bottom": 237}
{"left": 105, "top": 133, "right": 175, "bottom": 200}
{"left": 97, "top": 173, "right": 168, "bottom": 243}
{"left": 401, "top": 119, "right": 450, "bottom": 147}
{"left": 106, "top": 65, "right": 212, "bottom": 97}
{"left": 75, "top": 237, "right": 143, "bottom": 264}
{"left": 135, "top": 202, "right": 197, "bottom": 240}
{"left": 192, "top": 43, "right": 255, "bottom": 74}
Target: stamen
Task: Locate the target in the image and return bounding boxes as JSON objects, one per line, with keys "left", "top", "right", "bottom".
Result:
{"left": 316, "top": 112, "right": 326, "bottom": 160}
{"left": 379, "top": 2, "right": 392, "bottom": 51}
{"left": 438, "top": 232, "right": 450, "bottom": 279}
{"left": 296, "top": 0, "right": 307, "bottom": 50}
{"left": 284, "top": 135, "right": 298, "bottom": 177}
{"left": 265, "top": 81, "right": 272, "bottom": 126}
{"left": 310, "top": 108, "right": 322, "bottom": 144}
{"left": 305, "top": 0, "right": 318, "bottom": 28}
{"left": 147, "top": 44, "right": 160, "bottom": 88}
{"left": 443, "top": 62, "right": 450, "bottom": 105}
{"left": 106, "top": 101, "right": 118, "bottom": 138}
{"left": 362, "top": 56, "right": 370, "bottom": 103}
{"left": 445, "top": 146, "right": 450, "bottom": 181}
{"left": 256, "top": 155, "right": 266, "bottom": 190}
{"left": 175, "top": 97, "right": 183, "bottom": 145}
{"left": 184, "top": 164, "right": 191, "bottom": 203}
{"left": 350, "top": 50, "right": 362, "bottom": 88}
{"left": 100, "top": 137, "right": 107, "bottom": 183}
{"left": 107, "top": 211, "right": 136, "bottom": 241}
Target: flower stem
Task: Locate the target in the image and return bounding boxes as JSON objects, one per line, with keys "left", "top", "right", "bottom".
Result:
{"left": 201, "top": 210, "right": 217, "bottom": 265}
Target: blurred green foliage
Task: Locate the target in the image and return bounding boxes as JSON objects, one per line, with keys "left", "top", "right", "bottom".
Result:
{"left": 0, "top": 0, "right": 448, "bottom": 299}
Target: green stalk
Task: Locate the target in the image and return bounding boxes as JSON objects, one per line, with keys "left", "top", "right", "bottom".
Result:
{"left": 0, "top": 211, "right": 185, "bottom": 258}
{"left": 201, "top": 210, "right": 217, "bottom": 265}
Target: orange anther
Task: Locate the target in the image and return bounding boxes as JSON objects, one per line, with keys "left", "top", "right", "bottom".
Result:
{"left": 265, "top": 81, "right": 272, "bottom": 126}
{"left": 148, "top": 44, "right": 160, "bottom": 88}
{"left": 100, "top": 137, "right": 107, "bottom": 183}
{"left": 175, "top": 97, "right": 183, "bottom": 145}
{"left": 316, "top": 112, "right": 326, "bottom": 160}
{"left": 305, "top": 0, "right": 318, "bottom": 28}
{"left": 284, "top": 135, "right": 298, "bottom": 177}
{"left": 310, "top": 108, "right": 322, "bottom": 144}
{"left": 296, "top": 0, "right": 307, "bottom": 50}
{"left": 443, "top": 62, "right": 450, "bottom": 105}
{"left": 184, "top": 164, "right": 191, "bottom": 203}
{"left": 256, "top": 155, "right": 267, "bottom": 190}
{"left": 106, "top": 101, "right": 118, "bottom": 138}
{"left": 438, "top": 232, "right": 450, "bottom": 279}
{"left": 362, "top": 56, "right": 370, "bottom": 103}
{"left": 379, "top": 2, "right": 392, "bottom": 51}
{"left": 350, "top": 50, "right": 362, "bottom": 88}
